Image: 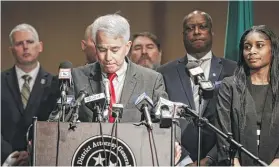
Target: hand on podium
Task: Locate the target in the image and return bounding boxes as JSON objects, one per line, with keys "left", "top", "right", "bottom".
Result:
{"left": 187, "top": 157, "right": 212, "bottom": 166}
{"left": 175, "top": 142, "right": 182, "bottom": 165}
{"left": 2, "top": 150, "right": 29, "bottom": 166}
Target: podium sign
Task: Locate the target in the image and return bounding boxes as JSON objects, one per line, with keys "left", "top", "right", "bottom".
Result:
{"left": 32, "top": 121, "right": 179, "bottom": 166}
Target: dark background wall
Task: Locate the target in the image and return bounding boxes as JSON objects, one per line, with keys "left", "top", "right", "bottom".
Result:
{"left": 2, "top": 1, "right": 279, "bottom": 74}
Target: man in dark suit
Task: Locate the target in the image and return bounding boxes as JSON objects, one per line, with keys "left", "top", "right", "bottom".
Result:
{"left": 157, "top": 10, "right": 237, "bottom": 165}
{"left": 1, "top": 24, "right": 59, "bottom": 165}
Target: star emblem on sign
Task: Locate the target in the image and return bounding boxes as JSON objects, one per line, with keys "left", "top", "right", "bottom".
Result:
{"left": 93, "top": 153, "right": 106, "bottom": 166}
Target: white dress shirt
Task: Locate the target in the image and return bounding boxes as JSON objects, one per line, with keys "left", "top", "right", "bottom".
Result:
{"left": 102, "top": 61, "right": 127, "bottom": 103}
{"left": 15, "top": 62, "right": 40, "bottom": 92}
{"left": 187, "top": 51, "right": 212, "bottom": 81}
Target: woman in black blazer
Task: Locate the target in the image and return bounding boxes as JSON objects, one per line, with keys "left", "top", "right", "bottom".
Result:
{"left": 216, "top": 25, "right": 279, "bottom": 166}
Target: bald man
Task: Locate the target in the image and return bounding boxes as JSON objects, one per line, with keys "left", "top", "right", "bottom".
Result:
{"left": 158, "top": 10, "right": 237, "bottom": 165}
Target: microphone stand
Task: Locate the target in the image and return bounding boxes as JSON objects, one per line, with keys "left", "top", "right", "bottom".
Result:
{"left": 108, "top": 110, "right": 120, "bottom": 166}
{"left": 93, "top": 104, "right": 107, "bottom": 166}
{"left": 69, "top": 104, "right": 80, "bottom": 130}
{"left": 179, "top": 106, "right": 268, "bottom": 166}
{"left": 197, "top": 87, "right": 203, "bottom": 167}
{"left": 134, "top": 104, "right": 159, "bottom": 166}
{"left": 60, "top": 83, "right": 69, "bottom": 122}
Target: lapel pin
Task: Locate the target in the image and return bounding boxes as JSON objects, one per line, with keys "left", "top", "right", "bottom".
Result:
{"left": 212, "top": 73, "right": 216, "bottom": 77}
{"left": 40, "top": 78, "right": 46, "bottom": 85}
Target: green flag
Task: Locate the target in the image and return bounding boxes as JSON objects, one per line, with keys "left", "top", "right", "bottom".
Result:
{"left": 224, "top": 1, "right": 254, "bottom": 62}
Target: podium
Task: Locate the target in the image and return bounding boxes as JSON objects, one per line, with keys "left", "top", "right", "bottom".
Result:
{"left": 32, "top": 119, "right": 180, "bottom": 166}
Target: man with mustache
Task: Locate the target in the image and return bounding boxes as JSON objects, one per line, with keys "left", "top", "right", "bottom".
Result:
{"left": 157, "top": 10, "right": 237, "bottom": 166}
{"left": 129, "top": 32, "right": 162, "bottom": 70}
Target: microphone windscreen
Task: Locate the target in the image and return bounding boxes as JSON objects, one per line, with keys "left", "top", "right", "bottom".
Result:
{"left": 59, "top": 61, "right": 73, "bottom": 69}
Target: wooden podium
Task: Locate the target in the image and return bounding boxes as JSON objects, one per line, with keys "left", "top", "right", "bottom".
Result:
{"left": 32, "top": 119, "right": 180, "bottom": 166}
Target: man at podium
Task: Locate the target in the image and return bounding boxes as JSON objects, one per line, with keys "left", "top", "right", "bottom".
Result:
{"left": 69, "top": 13, "right": 184, "bottom": 165}
{"left": 71, "top": 13, "right": 168, "bottom": 124}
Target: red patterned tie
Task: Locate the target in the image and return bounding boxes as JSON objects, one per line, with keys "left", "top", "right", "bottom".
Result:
{"left": 108, "top": 73, "right": 117, "bottom": 123}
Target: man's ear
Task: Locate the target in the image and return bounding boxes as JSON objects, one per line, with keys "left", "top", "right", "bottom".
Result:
{"left": 38, "top": 41, "right": 43, "bottom": 53}
{"left": 81, "top": 40, "right": 86, "bottom": 51}
{"left": 125, "top": 41, "right": 132, "bottom": 56}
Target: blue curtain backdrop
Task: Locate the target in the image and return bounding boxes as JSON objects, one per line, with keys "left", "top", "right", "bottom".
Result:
{"left": 224, "top": 1, "right": 254, "bottom": 62}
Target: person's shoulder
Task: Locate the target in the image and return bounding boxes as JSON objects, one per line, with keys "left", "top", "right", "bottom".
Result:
{"left": 220, "top": 76, "right": 235, "bottom": 87}
{"left": 219, "top": 57, "right": 237, "bottom": 67}
{"left": 1, "top": 67, "right": 13, "bottom": 75}
{"left": 132, "top": 62, "right": 160, "bottom": 77}
{"left": 157, "top": 57, "right": 182, "bottom": 73}
{"left": 72, "top": 62, "right": 96, "bottom": 76}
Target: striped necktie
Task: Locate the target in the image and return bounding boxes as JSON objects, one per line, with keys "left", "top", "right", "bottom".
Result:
{"left": 189, "top": 58, "right": 210, "bottom": 112}
{"left": 21, "top": 75, "right": 32, "bottom": 109}
{"left": 188, "top": 58, "right": 211, "bottom": 66}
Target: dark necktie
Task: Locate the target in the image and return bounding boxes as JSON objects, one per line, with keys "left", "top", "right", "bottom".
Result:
{"left": 108, "top": 73, "right": 117, "bottom": 123}
{"left": 21, "top": 75, "right": 32, "bottom": 109}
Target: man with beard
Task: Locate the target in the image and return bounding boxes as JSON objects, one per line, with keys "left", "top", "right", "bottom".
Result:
{"left": 129, "top": 32, "right": 162, "bottom": 70}
{"left": 81, "top": 24, "right": 97, "bottom": 64}
{"left": 157, "top": 10, "right": 237, "bottom": 166}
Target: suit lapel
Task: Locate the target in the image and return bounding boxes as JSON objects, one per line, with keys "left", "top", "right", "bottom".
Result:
{"left": 6, "top": 67, "right": 24, "bottom": 114}
{"left": 120, "top": 60, "right": 137, "bottom": 108}
{"left": 208, "top": 55, "right": 222, "bottom": 84}
{"left": 24, "top": 68, "right": 50, "bottom": 117}
{"left": 201, "top": 55, "right": 223, "bottom": 116}
{"left": 88, "top": 63, "right": 104, "bottom": 94}
{"left": 177, "top": 57, "right": 196, "bottom": 110}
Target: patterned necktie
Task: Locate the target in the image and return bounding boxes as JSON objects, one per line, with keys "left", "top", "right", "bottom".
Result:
{"left": 21, "top": 75, "right": 32, "bottom": 109}
{"left": 108, "top": 73, "right": 117, "bottom": 123}
{"left": 189, "top": 58, "right": 210, "bottom": 112}
{"left": 188, "top": 58, "right": 211, "bottom": 66}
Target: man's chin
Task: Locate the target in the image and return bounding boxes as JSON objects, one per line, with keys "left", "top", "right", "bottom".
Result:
{"left": 103, "top": 66, "right": 118, "bottom": 74}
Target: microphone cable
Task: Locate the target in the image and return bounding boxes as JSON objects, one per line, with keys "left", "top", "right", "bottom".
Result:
{"left": 88, "top": 76, "right": 107, "bottom": 166}
{"left": 55, "top": 109, "right": 61, "bottom": 166}
{"left": 108, "top": 114, "right": 120, "bottom": 166}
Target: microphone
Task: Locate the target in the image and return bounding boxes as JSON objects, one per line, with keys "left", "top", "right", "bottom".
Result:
{"left": 173, "top": 102, "right": 199, "bottom": 119}
{"left": 48, "top": 95, "right": 75, "bottom": 121}
{"left": 64, "top": 90, "right": 89, "bottom": 122}
{"left": 112, "top": 103, "right": 124, "bottom": 120}
{"left": 103, "top": 78, "right": 110, "bottom": 121}
{"left": 58, "top": 61, "right": 73, "bottom": 104}
{"left": 84, "top": 93, "right": 106, "bottom": 111}
{"left": 104, "top": 78, "right": 110, "bottom": 107}
{"left": 186, "top": 62, "right": 214, "bottom": 99}
{"left": 154, "top": 97, "right": 175, "bottom": 128}
{"left": 135, "top": 93, "right": 154, "bottom": 128}
{"left": 73, "top": 90, "right": 88, "bottom": 107}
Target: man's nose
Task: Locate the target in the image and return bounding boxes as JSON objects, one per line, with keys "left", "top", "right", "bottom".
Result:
{"left": 142, "top": 47, "right": 147, "bottom": 54}
{"left": 193, "top": 26, "right": 200, "bottom": 35}
{"left": 22, "top": 41, "right": 29, "bottom": 49}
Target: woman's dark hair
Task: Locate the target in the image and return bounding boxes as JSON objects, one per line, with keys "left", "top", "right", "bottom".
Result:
{"left": 234, "top": 25, "right": 279, "bottom": 129}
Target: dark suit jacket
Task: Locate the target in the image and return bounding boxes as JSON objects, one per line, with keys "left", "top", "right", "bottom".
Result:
{"left": 1, "top": 66, "right": 59, "bottom": 164}
{"left": 71, "top": 57, "right": 168, "bottom": 123}
{"left": 157, "top": 55, "right": 237, "bottom": 163}
{"left": 216, "top": 76, "right": 279, "bottom": 165}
